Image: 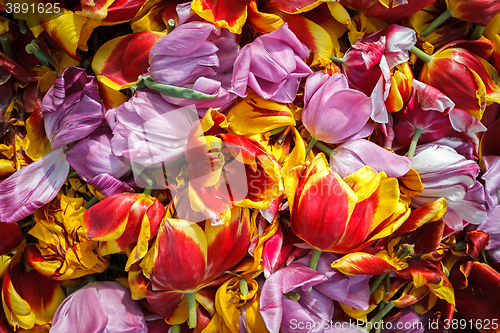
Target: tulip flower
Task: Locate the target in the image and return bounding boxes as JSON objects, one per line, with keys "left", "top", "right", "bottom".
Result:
{"left": 2, "top": 256, "right": 66, "bottom": 331}
{"left": 291, "top": 153, "right": 409, "bottom": 270}
{"left": 302, "top": 72, "right": 373, "bottom": 144}
{"left": 340, "top": 24, "right": 416, "bottom": 123}
{"left": 184, "top": 111, "right": 283, "bottom": 225}
{"left": 413, "top": 39, "right": 500, "bottom": 120}
{"left": 24, "top": 194, "right": 109, "bottom": 280}
{"left": 144, "top": 207, "right": 254, "bottom": 328}
{"left": 50, "top": 282, "right": 148, "bottom": 333}
{"left": 81, "top": 192, "right": 165, "bottom": 269}
{"left": 148, "top": 21, "right": 239, "bottom": 114}
{"left": 411, "top": 143, "right": 487, "bottom": 230}
{"left": 392, "top": 80, "right": 486, "bottom": 156}
{"left": 231, "top": 23, "right": 312, "bottom": 104}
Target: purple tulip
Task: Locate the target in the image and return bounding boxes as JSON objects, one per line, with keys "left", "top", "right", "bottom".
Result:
{"left": 260, "top": 251, "right": 370, "bottom": 333}
{"left": 411, "top": 143, "right": 487, "bottom": 230}
{"left": 231, "top": 23, "right": 312, "bottom": 103}
{"left": 41, "top": 67, "right": 105, "bottom": 150}
{"left": 302, "top": 72, "right": 373, "bottom": 143}
{"left": 479, "top": 206, "right": 500, "bottom": 261}
{"left": 50, "top": 282, "right": 147, "bottom": 333}
{"left": 149, "top": 21, "right": 239, "bottom": 114}
{"left": 329, "top": 139, "right": 412, "bottom": 178}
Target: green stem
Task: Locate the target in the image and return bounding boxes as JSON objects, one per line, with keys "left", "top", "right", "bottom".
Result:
{"left": 309, "top": 249, "right": 322, "bottom": 270}
{"left": 370, "top": 273, "right": 388, "bottom": 295}
{"left": 18, "top": 20, "right": 27, "bottom": 34}
{"left": 143, "top": 186, "right": 152, "bottom": 196}
{"left": 167, "top": 19, "right": 176, "bottom": 33}
{"left": 269, "top": 125, "right": 288, "bottom": 136}
{"left": 314, "top": 141, "right": 334, "bottom": 157}
{"left": 0, "top": 36, "right": 13, "bottom": 59}
{"left": 368, "top": 301, "right": 395, "bottom": 326}
{"left": 186, "top": 292, "right": 197, "bottom": 329}
{"left": 384, "top": 274, "right": 391, "bottom": 294}
{"left": 171, "top": 325, "right": 181, "bottom": 333}
{"left": 409, "top": 46, "right": 433, "bottom": 64}
{"left": 407, "top": 128, "right": 423, "bottom": 159}
{"left": 307, "top": 249, "right": 322, "bottom": 291}
{"left": 471, "top": 25, "right": 485, "bottom": 40}
{"left": 25, "top": 40, "right": 57, "bottom": 69}
{"left": 239, "top": 278, "right": 248, "bottom": 296}
{"left": 330, "top": 55, "right": 344, "bottom": 64}
{"left": 421, "top": 9, "right": 452, "bottom": 37}
{"left": 305, "top": 137, "right": 318, "bottom": 155}
{"left": 67, "top": 170, "right": 78, "bottom": 178}
{"left": 83, "top": 196, "right": 100, "bottom": 209}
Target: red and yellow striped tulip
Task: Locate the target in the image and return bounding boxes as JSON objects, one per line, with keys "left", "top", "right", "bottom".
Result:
{"left": 143, "top": 207, "right": 255, "bottom": 327}
{"left": 81, "top": 192, "right": 165, "bottom": 270}
{"left": 291, "top": 153, "right": 409, "bottom": 254}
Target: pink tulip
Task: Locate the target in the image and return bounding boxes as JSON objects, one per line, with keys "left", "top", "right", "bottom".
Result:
{"left": 302, "top": 72, "right": 373, "bottom": 144}
{"left": 231, "top": 23, "right": 312, "bottom": 103}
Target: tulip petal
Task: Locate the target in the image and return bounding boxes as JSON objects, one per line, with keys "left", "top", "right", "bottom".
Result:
{"left": 93, "top": 31, "right": 165, "bottom": 91}
{"left": 0, "top": 148, "right": 69, "bottom": 223}
{"left": 331, "top": 252, "right": 395, "bottom": 276}
{"left": 191, "top": 0, "right": 248, "bottom": 34}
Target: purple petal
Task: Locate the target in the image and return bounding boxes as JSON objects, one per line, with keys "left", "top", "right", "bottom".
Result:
{"left": 330, "top": 139, "right": 412, "bottom": 178}
{"left": 66, "top": 132, "right": 131, "bottom": 181}
{"left": 111, "top": 90, "right": 199, "bottom": 165}
{"left": 0, "top": 148, "right": 69, "bottom": 223}
{"left": 482, "top": 155, "right": 500, "bottom": 208}
{"left": 260, "top": 264, "right": 327, "bottom": 333}
{"left": 86, "top": 174, "right": 134, "bottom": 197}
{"left": 480, "top": 206, "right": 500, "bottom": 250}
{"left": 302, "top": 73, "right": 372, "bottom": 143}
{"left": 50, "top": 284, "right": 108, "bottom": 333}
{"left": 42, "top": 67, "right": 104, "bottom": 149}
{"left": 230, "top": 24, "right": 311, "bottom": 103}
{"left": 51, "top": 282, "right": 147, "bottom": 333}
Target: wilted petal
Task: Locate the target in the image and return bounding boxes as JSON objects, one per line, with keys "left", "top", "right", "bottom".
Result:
{"left": 66, "top": 131, "right": 131, "bottom": 181}
{"left": 111, "top": 90, "right": 199, "bottom": 165}
{"left": 0, "top": 148, "right": 69, "bottom": 223}
{"left": 330, "top": 139, "right": 412, "bottom": 178}
{"left": 260, "top": 264, "right": 328, "bottom": 333}
{"left": 41, "top": 67, "right": 105, "bottom": 150}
